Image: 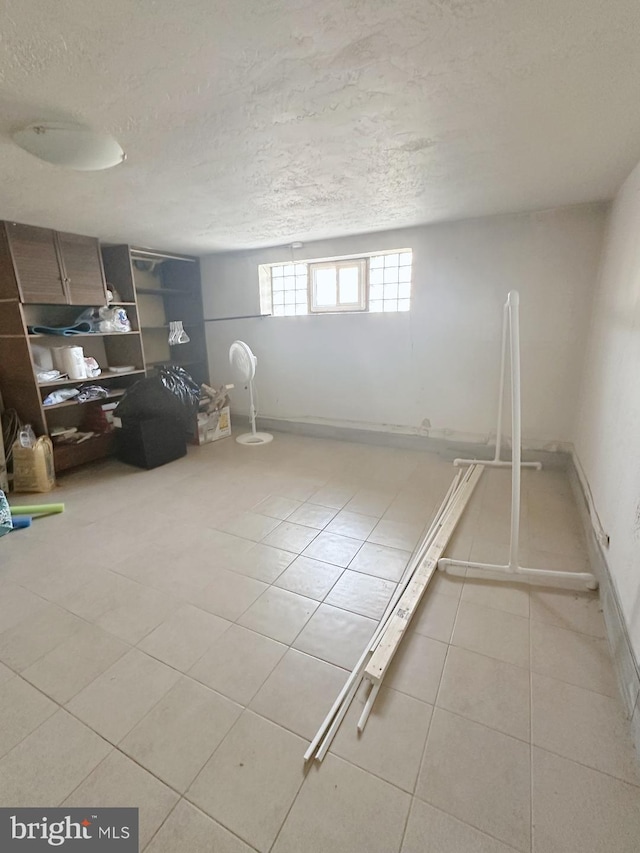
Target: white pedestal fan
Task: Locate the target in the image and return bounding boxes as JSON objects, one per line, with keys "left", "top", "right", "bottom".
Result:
{"left": 229, "top": 340, "right": 273, "bottom": 445}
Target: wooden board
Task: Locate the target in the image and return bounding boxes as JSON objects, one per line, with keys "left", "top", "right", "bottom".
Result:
{"left": 365, "top": 464, "right": 484, "bottom": 682}
{"left": 0, "top": 334, "right": 47, "bottom": 434}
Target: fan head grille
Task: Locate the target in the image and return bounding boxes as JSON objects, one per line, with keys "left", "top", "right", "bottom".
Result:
{"left": 229, "top": 340, "right": 256, "bottom": 381}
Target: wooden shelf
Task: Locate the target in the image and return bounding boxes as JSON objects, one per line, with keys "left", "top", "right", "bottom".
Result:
{"left": 38, "top": 369, "right": 145, "bottom": 388}
{"left": 29, "top": 330, "right": 140, "bottom": 338}
{"left": 53, "top": 431, "right": 116, "bottom": 472}
{"left": 25, "top": 301, "right": 137, "bottom": 307}
{"left": 44, "top": 387, "right": 127, "bottom": 412}
{"left": 136, "top": 287, "right": 194, "bottom": 297}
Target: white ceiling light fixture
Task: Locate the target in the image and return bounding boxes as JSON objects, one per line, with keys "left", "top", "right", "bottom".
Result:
{"left": 12, "top": 122, "right": 125, "bottom": 171}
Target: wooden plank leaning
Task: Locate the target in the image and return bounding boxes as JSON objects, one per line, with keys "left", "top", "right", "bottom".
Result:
{"left": 365, "top": 463, "right": 484, "bottom": 684}
{"left": 303, "top": 469, "right": 464, "bottom": 763}
{"left": 304, "top": 464, "right": 483, "bottom": 762}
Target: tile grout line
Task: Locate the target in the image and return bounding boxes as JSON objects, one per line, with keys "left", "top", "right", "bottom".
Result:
{"left": 264, "top": 759, "right": 311, "bottom": 853}
{"left": 3, "top": 455, "right": 629, "bottom": 852}
{"left": 398, "top": 568, "right": 467, "bottom": 851}
{"left": 4, "top": 642, "right": 258, "bottom": 792}
{"left": 3, "top": 566, "right": 618, "bottom": 739}
{"left": 139, "top": 797, "right": 182, "bottom": 852}
{"left": 413, "top": 796, "right": 526, "bottom": 853}
{"left": 141, "top": 797, "right": 263, "bottom": 853}
{"left": 402, "top": 564, "right": 545, "bottom": 853}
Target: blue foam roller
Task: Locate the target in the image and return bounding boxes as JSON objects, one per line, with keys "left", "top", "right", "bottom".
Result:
{"left": 11, "top": 515, "right": 32, "bottom": 530}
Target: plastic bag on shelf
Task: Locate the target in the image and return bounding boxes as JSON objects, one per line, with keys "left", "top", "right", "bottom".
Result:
{"left": 74, "top": 306, "right": 131, "bottom": 333}
{"left": 36, "top": 369, "right": 64, "bottom": 384}
{"left": 84, "top": 357, "right": 101, "bottom": 378}
{"left": 99, "top": 306, "right": 131, "bottom": 333}
{"left": 43, "top": 388, "right": 79, "bottom": 406}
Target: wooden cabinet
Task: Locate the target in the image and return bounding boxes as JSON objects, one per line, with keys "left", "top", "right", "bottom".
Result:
{"left": 5, "top": 222, "right": 66, "bottom": 303}
{"left": 57, "top": 231, "right": 107, "bottom": 305}
{"left": 0, "top": 221, "right": 106, "bottom": 305}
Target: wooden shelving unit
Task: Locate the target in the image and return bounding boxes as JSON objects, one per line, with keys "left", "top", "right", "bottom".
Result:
{"left": 38, "top": 368, "right": 145, "bottom": 388}
{"left": 43, "top": 388, "right": 127, "bottom": 411}
{"left": 0, "top": 225, "right": 210, "bottom": 476}
{"left": 28, "top": 330, "right": 141, "bottom": 338}
{"left": 53, "top": 432, "right": 116, "bottom": 473}
{"left": 103, "top": 245, "right": 209, "bottom": 387}
{"left": 0, "top": 222, "right": 146, "bottom": 473}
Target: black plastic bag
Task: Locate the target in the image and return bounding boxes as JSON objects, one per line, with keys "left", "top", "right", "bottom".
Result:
{"left": 115, "top": 366, "right": 200, "bottom": 430}
{"left": 158, "top": 366, "right": 200, "bottom": 409}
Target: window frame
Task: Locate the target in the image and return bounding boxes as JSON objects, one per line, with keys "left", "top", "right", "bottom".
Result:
{"left": 308, "top": 258, "right": 367, "bottom": 314}
{"left": 263, "top": 249, "right": 412, "bottom": 317}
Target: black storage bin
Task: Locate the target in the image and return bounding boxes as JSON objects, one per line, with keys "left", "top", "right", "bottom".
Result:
{"left": 116, "top": 417, "right": 186, "bottom": 469}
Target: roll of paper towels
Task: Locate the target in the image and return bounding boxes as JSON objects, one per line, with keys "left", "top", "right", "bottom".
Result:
{"left": 60, "top": 346, "right": 87, "bottom": 380}
{"left": 51, "top": 347, "right": 67, "bottom": 372}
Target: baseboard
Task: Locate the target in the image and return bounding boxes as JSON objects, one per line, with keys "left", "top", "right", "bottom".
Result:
{"left": 568, "top": 451, "right": 640, "bottom": 736}
{"left": 248, "top": 414, "right": 569, "bottom": 469}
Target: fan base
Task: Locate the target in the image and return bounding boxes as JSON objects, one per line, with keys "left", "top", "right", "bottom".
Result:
{"left": 236, "top": 432, "right": 274, "bottom": 446}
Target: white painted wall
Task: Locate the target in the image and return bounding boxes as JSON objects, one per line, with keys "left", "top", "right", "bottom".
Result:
{"left": 575, "top": 163, "right": 640, "bottom": 662}
{"left": 201, "top": 205, "right": 605, "bottom": 448}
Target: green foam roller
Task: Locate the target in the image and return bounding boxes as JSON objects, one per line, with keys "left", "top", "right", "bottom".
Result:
{"left": 9, "top": 503, "right": 65, "bottom": 517}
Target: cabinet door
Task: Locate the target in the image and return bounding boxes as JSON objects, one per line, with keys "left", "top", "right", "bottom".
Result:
{"left": 5, "top": 222, "right": 66, "bottom": 303}
{"left": 57, "top": 232, "right": 107, "bottom": 305}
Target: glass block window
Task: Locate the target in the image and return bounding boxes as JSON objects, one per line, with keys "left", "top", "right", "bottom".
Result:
{"left": 270, "top": 263, "right": 309, "bottom": 316}
{"left": 263, "top": 249, "right": 412, "bottom": 316}
{"left": 368, "top": 251, "right": 412, "bottom": 313}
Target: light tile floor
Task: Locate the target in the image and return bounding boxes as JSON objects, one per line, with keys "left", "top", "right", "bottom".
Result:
{"left": 1, "top": 433, "right": 639, "bottom": 852}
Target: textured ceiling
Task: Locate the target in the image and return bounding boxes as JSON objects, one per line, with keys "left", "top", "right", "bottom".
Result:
{"left": 1, "top": 0, "right": 640, "bottom": 253}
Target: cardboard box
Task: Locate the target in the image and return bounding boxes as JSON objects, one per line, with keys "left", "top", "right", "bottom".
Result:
{"left": 195, "top": 406, "right": 231, "bottom": 444}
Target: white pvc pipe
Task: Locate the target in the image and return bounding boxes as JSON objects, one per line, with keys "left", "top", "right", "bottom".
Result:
{"left": 315, "top": 676, "right": 361, "bottom": 761}
{"left": 508, "top": 291, "right": 521, "bottom": 570}
{"left": 494, "top": 301, "right": 508, "bottom": 463}
{"left": 357, "top": 681, "right": 381, "bottom": 733}
{"left": 304, "top": 469, "right": 467, "bottom": 763}
{"left": 440, "top": 290, "right": 598, "bottom": 591}
{"left": 455, "top": 459, "right": 541, "bottom": 469}
{"left": 440, "top": 559, "right": 598, "bottom": 590}
{"left": 248, "top": 380, "right": 257, "bottom": 436}
{"left": 454, "top": 296, "right": 541, "bottom": 471}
